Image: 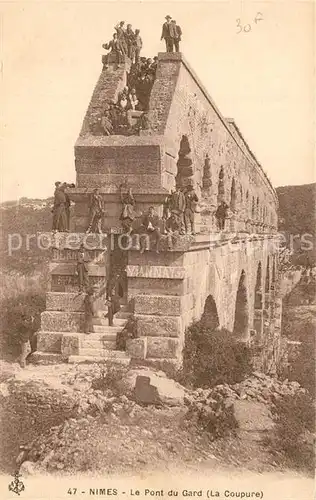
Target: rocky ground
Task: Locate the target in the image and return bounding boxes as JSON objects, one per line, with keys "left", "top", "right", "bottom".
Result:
{"left": 0, "top": 361, "right": 312, "bottom": 478}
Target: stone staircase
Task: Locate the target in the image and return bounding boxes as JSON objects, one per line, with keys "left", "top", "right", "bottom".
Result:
{"left": 68, "top": 305, "right": 131, "bottom": 364}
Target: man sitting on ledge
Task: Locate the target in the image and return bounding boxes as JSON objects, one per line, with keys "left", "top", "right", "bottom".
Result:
{"left": 139, "top": 206, "right": 161, "bottom": 254}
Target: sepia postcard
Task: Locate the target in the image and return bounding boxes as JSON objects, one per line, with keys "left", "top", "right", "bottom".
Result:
{"left": 0, "top": 1, "right": 315, "bottom": 499}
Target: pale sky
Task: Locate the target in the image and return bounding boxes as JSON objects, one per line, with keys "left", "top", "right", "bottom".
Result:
{"left": 1, "top": 0, "right": 315, "bottom": 202}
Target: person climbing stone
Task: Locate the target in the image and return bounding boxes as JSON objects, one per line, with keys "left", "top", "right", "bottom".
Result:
{"left": 171, "top": 20, "right": 182, "bottom": 52}
{"left": 161, "top": 15, "right": 174, "bottom": 52}
{"left": 184, "top": 185, "right": 199, "bottom": 235}
{"left": 102, "top": 33, "right": 124, "bottom": 68}
{"left": 86, "top": 188, "right": 104, "bottom": 234}
{"left": 170, "top": 185, "right": 186, "bottom": 234}
{"left": 215, "top": 200, "right": 229, "bottom": 230}
{"left": 62, "top": 182, "right": 73, "bottom": 232}
{"left": 119, "top": 185, "right": 136, "bottom": 234}
{"left": 52, "top": 181, "right": 67, "bottom": 232}
{"left": 76, "top": 245, "right": 90, "bottom": 293}
{"left": 139, "top": 206, "right": 161, "bottom": 254}
{"left": 84, "top": 288, "right": 95, "bottom": 334}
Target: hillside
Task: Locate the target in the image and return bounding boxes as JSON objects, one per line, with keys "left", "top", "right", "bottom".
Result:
{"left": 276, "top": 183, "right": 315, "bottom": 235}
{"left": 0, "top": 197, "right": 56, "bottom": 274}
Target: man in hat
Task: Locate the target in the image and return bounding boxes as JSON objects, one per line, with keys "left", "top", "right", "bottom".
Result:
{"left": 184, "top": 185, "right": 199, "bottom": 235}
{"left": 160, "top": 15, "right": 174, "bottom": 52}
{"left": 138, "top": 206, "right": 161, "bottom": 254}
{"left": 76, "top": 244, "right": 90, "bottom": 293}
{"left": 171, "top": 20, "right": 182, "bottom": 52}
{"left": 134, "top": 29, "right": 143, "bottom": 64}
{"left": 52, "top": 181, "right": 67, "bottom": 232}
{"left": 215, "top": 200, "right": 229, "bottom": 231}
{"left": 125, "top": 24, "right": 135, "bottom": 61}
{"left": 115, "top": 21, "right": 127, "bottom": 55}
{"left": 165, "top": 211, "right": 182, "bottom": 249}
{"left": 62, "top": 182, "right": 72, "bottom": 231}
{"left": 169, "top": 185, "right": 186, "bottom": 234}
{"left": 102, "top": 33, "right": 124, "bottom": 68}
{"left": 86, "top": 188, "right": 104, "bottom": 234}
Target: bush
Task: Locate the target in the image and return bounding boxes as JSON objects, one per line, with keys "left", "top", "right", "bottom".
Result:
{"left": 185, "top": 389, "right": 239, "bottom": 439}
{"left": 266, "top": 392, "right": 315, "bottom": 472}
{"left": 91, "top": 362, "right": 129, "bottom": 395}
{"left": 178, "top": 322, "right": 253, "bottom": 389}
{"left": 0, "top": 292, "right": 45, "bottom": 360}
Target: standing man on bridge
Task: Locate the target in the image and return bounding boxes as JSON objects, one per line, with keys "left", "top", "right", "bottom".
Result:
{"left": 171, "top": 20, "right": 182, "bottom": 52}
{"left": 215, "top": 200, "right": 229, "bottom": 231}
{"left": 160, "top": 15, "right": 175, "bottom": 52}
{"left": 170, "top": 186, "right": 186, "bottom": 234}
{"left": 184, "top": 185, "right": 199, "bottom": 235}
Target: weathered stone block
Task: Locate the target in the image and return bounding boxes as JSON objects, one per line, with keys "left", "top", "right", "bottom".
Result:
{"left": 46, "top": 293, "right": 85, "bottom": 312}
{"left": 61, "top": 333, "right": 81, "bottom": 356}
{"left": 41, "top": 311, "right": 84, "bottom": 332}
{"left": 36, "top": 332, "right": 63, "bottom": 353}
{"left": 134, "top": 294, "right": 193, "bottom": 316}
{"left": 126, "top": 338, "right": 147, "bottom": 359}
{"left": 146, "top": 337, "right": 179, "bottom": 359}
{"left": 136, "top": 315, "right": 182, "bottom": 338}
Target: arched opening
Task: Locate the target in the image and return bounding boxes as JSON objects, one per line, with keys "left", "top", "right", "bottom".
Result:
{"left": 254, "top": 262, "right": 263, "bottom": 309}
{"left": 176, "top": 135, "right": 193, "bottom": 188}
{"left": 271, "top": 256, "right": 277, "bottom": 287}
{"left": 253, "top": 262, "right": 263, "bottom": 340}
{"left": 233, "top": 270, "right": 249, "bottom": 341}
{"left": 256, "top": 197, "right": 260, "bottom": 219}
{"left": 251, "top": 196, "right": 255, "bottom": 219}
{"left": 200, "top": 295, "right": 219, "bottom": 330}
{"left": 230, "top": 178, "right": 236, "bottom": 211}
{"left": 265, "top": 257, "right": 270, "bottom": 293}
{"left": 217, "top": 167, "right": 225, "bottom": 204}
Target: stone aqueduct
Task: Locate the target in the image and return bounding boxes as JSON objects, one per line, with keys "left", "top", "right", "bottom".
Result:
{"left": 36, "top": 53, "right": 282, "bottom": 372}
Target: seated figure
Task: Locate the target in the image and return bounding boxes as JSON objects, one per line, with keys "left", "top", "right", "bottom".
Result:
{"left": 102, "top": 33, "right": 124, "bottom": 68}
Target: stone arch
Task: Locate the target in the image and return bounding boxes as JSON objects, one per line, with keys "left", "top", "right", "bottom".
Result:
{"left": 271, "top": 256, "right": 277, "bottom": 287}
{"left": 265, "top": 257, "right": 270, "bottom": 292}
{"left": 256, "top": 197, "right": 260, "bottom": 219}
{"left": 217, "top": 167, "right": 225, "bottom": 204}
{"left": 253, "top": 262, "right": 264, "bottom": 340}
{"left": 254, "top": 262, "right": 263, "bottom": 309}
{"left": 251, "top": 196, "right": 255, "bottom": 219}
{"left": 233, "top": 270, "right": 249, "bottom": 341}
{"left": 200, "top": 295, "right": 220, "bottom": 330}
{"left": 230, "top": 177, "right": 237, "bottom": 211}
{"left": 239, "top": 184, "right": 243, "bottom": 203}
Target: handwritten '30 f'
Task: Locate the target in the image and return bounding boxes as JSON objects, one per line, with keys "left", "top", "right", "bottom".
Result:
{"left": 236, "top": 12, "right": 263, "bottom": 33}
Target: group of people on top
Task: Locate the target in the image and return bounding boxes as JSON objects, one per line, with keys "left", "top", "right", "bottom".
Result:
{"left": 102, "top": 21, "right": 143, "bottom": 67}
{"left": 102, "top": 15, "right": 183, "bottom": 69}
